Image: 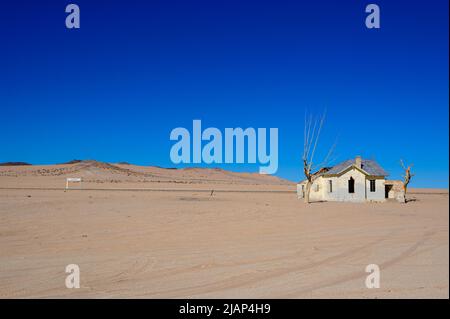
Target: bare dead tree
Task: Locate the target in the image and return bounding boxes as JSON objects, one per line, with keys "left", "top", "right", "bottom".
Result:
{"left": 302, "top": 112, "right": 336, "bottom": 204}
{"left": 400, "top": 159, "right": 414, "bottom": 201}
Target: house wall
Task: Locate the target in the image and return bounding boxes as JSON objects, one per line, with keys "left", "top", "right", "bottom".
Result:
{"left": 297, "top": 167, "right": 386, "bottom": 202}
{"left": 386, "top": 180, "right": 405, "bottom": 202}
{"left": 325, "top": 168, "right": 367, "bottom": 202}
{"left": 366, "top": 178, "right": 385, "bottom": 202}
{"left": 297, "top": 183, "right": 304, "bottom": 199}
{"left": 297, "top": 180, "right": 326, "bottom": 201}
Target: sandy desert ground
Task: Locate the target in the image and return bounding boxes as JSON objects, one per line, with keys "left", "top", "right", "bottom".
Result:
{"left": 0, "top": 161, "right": 448, "bottom": 298}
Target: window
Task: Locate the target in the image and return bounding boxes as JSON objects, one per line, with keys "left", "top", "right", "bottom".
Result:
{"left": 348, "top": 177, "right": 355, "bottom": 193}
{"left": 329, "top": 180, "right": 333, "bottom": 193}
{"left": 315, "top": 184, "right": 320, "bottom": 192}
{"left": 370, "top": 180, "right": 376, "bottom": 192}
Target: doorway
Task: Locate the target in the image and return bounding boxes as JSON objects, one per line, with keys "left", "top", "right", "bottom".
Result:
{"left": 385, "top": 184, "right": 393, "bottom": 198}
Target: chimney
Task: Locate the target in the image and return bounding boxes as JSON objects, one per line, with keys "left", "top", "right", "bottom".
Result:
{"left": 355, "top": 156, "right": 362, "bottom": 169}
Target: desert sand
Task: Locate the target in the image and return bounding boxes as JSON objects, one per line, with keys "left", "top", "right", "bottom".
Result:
{"left": 0, "top": 161, "right": 448, "bottom": 298}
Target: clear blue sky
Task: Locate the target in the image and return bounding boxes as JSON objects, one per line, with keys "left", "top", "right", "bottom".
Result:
{"left": 0, "top": 0, "right": 448, "bottom": 187}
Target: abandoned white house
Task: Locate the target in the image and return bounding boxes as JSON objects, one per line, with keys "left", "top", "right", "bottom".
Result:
{"left": 297, "top": 156, "right": 405, "bottom": 203}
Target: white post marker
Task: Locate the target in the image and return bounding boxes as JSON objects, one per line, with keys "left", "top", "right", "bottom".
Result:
{"left": 66, "top": 177, "right": 82, "bottom": 190}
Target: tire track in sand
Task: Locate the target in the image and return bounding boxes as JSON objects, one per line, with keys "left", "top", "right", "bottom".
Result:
{"left": 133, "top": 232, "right": 395, "bottom": 298}
{"left": 280, "top": 229, "right": 437, "bottom": 298}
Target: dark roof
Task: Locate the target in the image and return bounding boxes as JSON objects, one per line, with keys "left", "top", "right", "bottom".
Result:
{"left": 297, "top": 157, "right": 389, "bottom": 183}
{"left": 324, "top": 158, "right": 389, "bottom": 176}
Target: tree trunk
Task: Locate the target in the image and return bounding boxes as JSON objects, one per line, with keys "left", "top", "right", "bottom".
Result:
{"left": 403, "top": 184, "right": 408, "bottom": 203}
{"left": 304, "top": 181, "right": 312, "bottom": 204}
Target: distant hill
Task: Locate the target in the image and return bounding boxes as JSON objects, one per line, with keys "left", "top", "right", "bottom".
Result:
{"left": 0, "top": 160, "right": 293, "bottom": 185}
{"left": 0, "top": 162, "right": 32, "bottom": 166}
{"left": 62, "top": 159, "right": 84, "bottom": 164}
